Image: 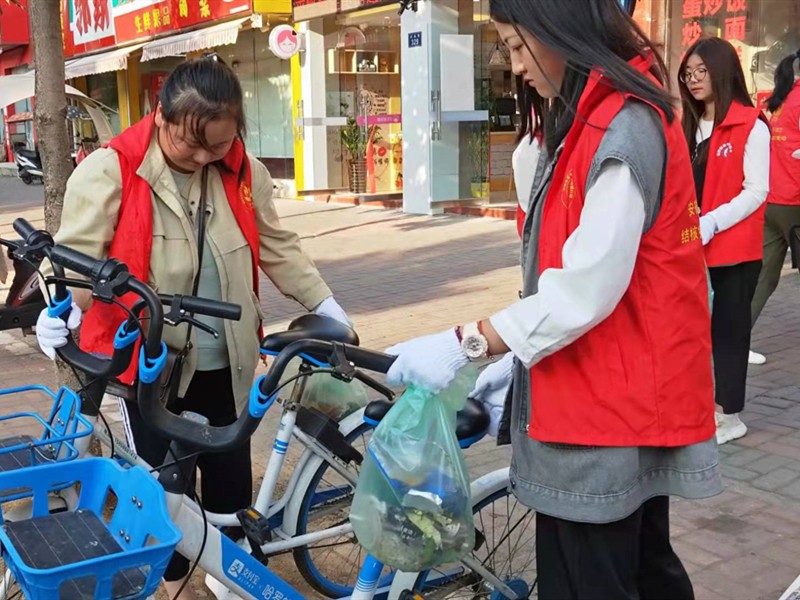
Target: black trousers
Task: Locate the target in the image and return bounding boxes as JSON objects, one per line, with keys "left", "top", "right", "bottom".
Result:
{"left": 536, "top": 496, "right": 693, "bottom": 600}
{"left": 122, "top": 367, "right": 253, "bottom": 581}
{"left": 708, "top": 260, "right": 762, "bottom": 414}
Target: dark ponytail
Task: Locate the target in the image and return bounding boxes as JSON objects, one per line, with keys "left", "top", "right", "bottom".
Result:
{"left": 159, "top": 53, "right": 246, "bottom": 152}
{"left": 766, "top": 49, "right": 800, "bottom": 113}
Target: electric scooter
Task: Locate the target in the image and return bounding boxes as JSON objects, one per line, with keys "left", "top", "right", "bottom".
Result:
{"left": 14, "top": 146, "right": 43, "bottom": 185}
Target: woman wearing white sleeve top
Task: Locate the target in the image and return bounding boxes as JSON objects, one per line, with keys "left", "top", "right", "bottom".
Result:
{"left": 679, "top": 37, "right": 771, "bottom": 445}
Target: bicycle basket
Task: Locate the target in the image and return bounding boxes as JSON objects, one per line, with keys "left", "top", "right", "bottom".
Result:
{"left": 0, "top": 385, "right": 93, "bottom": 479}
{"left": 0, "top": 458, "right": 181, "bottom": 599}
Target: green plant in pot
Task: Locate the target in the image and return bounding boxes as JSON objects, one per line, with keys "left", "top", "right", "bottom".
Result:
{"left": 340, "top": 117, "right": 382, "bottom": 194}
{"left": 468, "top": 125, "right": 490, "bottom": 198}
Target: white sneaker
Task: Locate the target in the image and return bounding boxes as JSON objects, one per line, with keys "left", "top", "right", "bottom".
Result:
{"left": 748, "top": 351, "right": 766, "bottom": 365}
{"left": 716, "top": 413, "right": 747, "bottom": 445}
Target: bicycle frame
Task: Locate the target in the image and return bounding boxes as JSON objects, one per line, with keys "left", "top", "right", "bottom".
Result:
{"left": 162, "top": 486, "right": 392, "bottom": 600}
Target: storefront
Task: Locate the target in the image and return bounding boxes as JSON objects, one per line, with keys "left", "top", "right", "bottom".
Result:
{"left": 669, "top": 0, "right": 800, "bottom": 106}
{"left": 293, "top": 0, "right": 403, "bottom": 195}
{"left": 0, "top": 0, "right": 33, "bottom": 160}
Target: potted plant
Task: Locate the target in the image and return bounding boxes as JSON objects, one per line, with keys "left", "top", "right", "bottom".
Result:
{"left": 340, "top": 117, "right": 381, "bottom": 194}
{"left": 468, "top": 125, "right": 490, "bottom": 198}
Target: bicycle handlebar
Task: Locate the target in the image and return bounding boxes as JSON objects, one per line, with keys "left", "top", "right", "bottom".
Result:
{"left": 12, "top": 218, "right": 397, "bottom": 453}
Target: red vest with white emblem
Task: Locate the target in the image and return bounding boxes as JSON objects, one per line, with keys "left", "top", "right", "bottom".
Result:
{"left": 701, "top": 102, "right": 766, "bottom": 267}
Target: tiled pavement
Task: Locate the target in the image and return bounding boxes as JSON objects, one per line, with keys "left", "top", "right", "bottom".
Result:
{"left": 2, "top": 199, "right": 800, "bottom": 599}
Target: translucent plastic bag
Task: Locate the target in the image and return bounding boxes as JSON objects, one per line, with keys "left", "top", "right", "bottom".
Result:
{"left": 278, "top": 358, "right": 369, "bottom": 421}
{"left": 349, "top": 368, "right": 476, "bottom": 571}
{"left": 301, "top": 371, "right": 370, "bottom": 421}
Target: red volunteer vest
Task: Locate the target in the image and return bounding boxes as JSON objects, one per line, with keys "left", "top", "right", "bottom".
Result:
{"left": 529, "top": 58, "right": 715, "bottom": 447}
{"left": 80, "top": 114, "right": 261, "bottom": 385}
{"left": 701, "top": 102, "right": 766, "bottom": 267}
{"left": 767, "top": 81, "right": 800, "bottom": 206}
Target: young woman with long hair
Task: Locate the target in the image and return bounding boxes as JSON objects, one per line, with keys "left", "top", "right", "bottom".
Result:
{"left": 679, "top": 37, "right": 771, "bottom": 445}
{"left": 384, "top": 1, "right": 721, "bottom": 597}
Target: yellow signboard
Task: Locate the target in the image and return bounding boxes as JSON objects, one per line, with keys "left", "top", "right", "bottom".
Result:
{"left": 253, "top": 0, "right": 292, "bottom": 14}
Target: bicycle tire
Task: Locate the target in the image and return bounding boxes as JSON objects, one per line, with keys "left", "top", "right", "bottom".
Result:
{"left": 409, "top": 486, "right": 537, "bottom": 599}
{"left": 292, "top": 421, "right": 395, "bottom": 597}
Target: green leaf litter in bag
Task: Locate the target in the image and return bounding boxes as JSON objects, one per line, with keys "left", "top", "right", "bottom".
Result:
{"left": 349, "top": 367, "right": 477, "bottom": 572}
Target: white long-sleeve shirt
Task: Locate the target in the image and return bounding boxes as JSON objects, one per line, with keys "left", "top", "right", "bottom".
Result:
{"left": 696, "top": 117, "right": 770, "bottom": 231}
{"left": 492, "top": 155, "right": 646, "bottom": 369}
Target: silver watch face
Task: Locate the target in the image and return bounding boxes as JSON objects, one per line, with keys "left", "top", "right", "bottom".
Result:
{"left": 463, "top": 334, "right": 488, "bottom": 359}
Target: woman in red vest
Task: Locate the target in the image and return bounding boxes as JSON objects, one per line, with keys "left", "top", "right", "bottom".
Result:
{"left": 385, "top": 1, "right": 720, "bottom": 597}
{"left": 750, "top": 49, "right": 800, "bottom": 364}
{"left": 679, "top": 37, "right": 771, "bottom": 445}
{"left": 34, "top": 55, "right": 349, "bottom": 600}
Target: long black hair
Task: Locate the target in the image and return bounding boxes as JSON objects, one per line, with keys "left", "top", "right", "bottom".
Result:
{"left": 766, "top": 49, "right": 800, "bottom": 113}
{"left": 679, "top": 37, "right": 753, "bottom": 159}
{"left": 159, "top": 53, "right": 246, "bottom": 153}
{"left": 489, "top": 0, "right": 673, "bottom": 156}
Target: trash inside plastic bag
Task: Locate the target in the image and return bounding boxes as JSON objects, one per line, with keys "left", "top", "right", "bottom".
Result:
{"left": 349, "top": 368, "right": 476, "bottom": 571}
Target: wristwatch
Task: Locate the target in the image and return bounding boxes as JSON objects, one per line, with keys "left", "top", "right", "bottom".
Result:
{"left": 456, "top": 322, "right": 493, "bottom": 364}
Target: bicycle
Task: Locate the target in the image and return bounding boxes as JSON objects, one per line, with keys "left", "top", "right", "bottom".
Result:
{"left": 0, "top": 220, "right": 537, "bottom": 599}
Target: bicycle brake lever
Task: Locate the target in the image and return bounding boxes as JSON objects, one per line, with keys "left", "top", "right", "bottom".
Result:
{"left": 164, "top": 314, "right": 220, "bottom": 339}
{"left": 353, "top": 370, "right": 395, "bottom": 402}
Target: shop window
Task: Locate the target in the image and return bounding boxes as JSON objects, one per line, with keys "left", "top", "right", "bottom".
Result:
{"left": 669, "top": 0, "right": 800, "bottom": 106}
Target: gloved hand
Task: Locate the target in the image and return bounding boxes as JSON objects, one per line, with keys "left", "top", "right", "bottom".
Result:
{"left": 35, "top": 303, "right": 82, "bottom": 360}
{"left": 469, "top": 353, "right": 514, "bottom": 437}
{"left": 314, "top": 296, "right": 352, "bottom": 327}
{"left": 699, "top": 214, "right": 717, "bottom": 245}
{"left": 386, "top": 328, "right": 469, "bottom": 392}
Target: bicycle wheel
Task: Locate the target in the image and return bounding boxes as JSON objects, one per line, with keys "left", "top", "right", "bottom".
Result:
{"left": 0, "top": 559, "right": 22, "bottom": 600}
{"left": 293, "top": 422, "right": 395, "bottom": 597}
{"left": 411, "top": 487, "right": 537, "bottom": 599}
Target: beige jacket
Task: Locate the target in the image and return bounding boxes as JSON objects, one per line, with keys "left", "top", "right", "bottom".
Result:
{"left": 49, "top": 135, "right": 331, "bottom": 411}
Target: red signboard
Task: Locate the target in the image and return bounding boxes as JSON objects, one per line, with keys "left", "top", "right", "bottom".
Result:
{"left": 113, "top": 0, "right": 251, "bottom": 45}
{"left": 62, "top": 0, "right": 116, "bottom": 58}
{"left": 0, "top": 0, "right": 30, "bottom": 49}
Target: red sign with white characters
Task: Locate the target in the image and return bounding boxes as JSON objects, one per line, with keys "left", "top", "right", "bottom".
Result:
{"left": 62, "top": 0, "right": 116, "bottom": 58}
{"left": 112, "top": 0, "right": 251, "bottom": 45}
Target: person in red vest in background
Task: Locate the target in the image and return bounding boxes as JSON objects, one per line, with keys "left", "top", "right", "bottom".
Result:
{"left": 386, "top": 1, "right": 721, "bottom": 597}
{"left": 679, "top": 37, "right": 770, "bottom": 445}
{"left": 33, "top": 55, "right": 350, "bottom": 600}
{"left": 750, "top": 49, "right": 800, "bottom": 365}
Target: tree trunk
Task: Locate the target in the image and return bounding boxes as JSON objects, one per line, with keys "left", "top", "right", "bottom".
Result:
{"left": 28, "top": 0, "right": 73, "bottom": 235}
{"left": 28, "top": 1, "right": 81, "bottom": 391}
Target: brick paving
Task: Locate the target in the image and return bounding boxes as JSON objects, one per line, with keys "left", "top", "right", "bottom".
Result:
{"left": 2, "top": 199, "right": 800, "bottom": 599}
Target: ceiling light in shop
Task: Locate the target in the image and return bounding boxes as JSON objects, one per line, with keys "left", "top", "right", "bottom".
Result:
{"left": 488, "top": 43, "right": 510, "bottom": 68}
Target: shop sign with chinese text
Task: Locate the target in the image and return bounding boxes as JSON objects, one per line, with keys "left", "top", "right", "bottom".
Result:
{"left": 293, "top": 0, "right": 394, "bottom": 22}
{"left": 680, "top": 0, "right": 750, "bottom": 50}
{"left": 62, "top": 0, "right": 116, "bottom": 57}
{"left": 112, "top": 0, "right": 251, "bottom": 45}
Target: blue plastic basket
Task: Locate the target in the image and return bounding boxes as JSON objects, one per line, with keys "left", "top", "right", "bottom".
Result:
{"left": 0, "top": 385, "right": 93, "bottom": 474}
{"left": 0, "top": 458, "right": 181, "bottom": 599}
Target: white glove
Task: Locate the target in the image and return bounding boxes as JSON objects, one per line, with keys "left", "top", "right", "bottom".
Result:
{"left": 35, "top": 303, "right": 82, "bottom": 360}
{"left": 314, "top": 296, "right": 352, "bottom": 327}
{"left": 469, "top": 353, "right": 514, "bottom": 437}
{"left": 699, "top": 214, "right": 717, "bottom": 245}
{"left": 385, "top": 328, "right": 469, "bottom": 392}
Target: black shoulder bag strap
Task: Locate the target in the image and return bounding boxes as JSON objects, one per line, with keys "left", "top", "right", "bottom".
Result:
{"left": 160, "top": 166, "right": 209, "bottom": 408}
